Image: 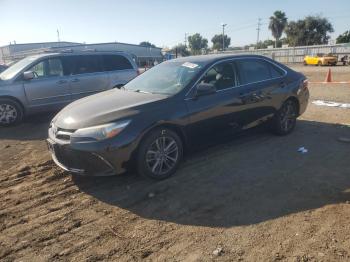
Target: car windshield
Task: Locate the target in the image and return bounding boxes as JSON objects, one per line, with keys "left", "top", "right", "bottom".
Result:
{"left": 0, "top": 56, "right": 39, "bottom": 81}
{"left": 124, "top": 60, "right": 204, "bottom": 95}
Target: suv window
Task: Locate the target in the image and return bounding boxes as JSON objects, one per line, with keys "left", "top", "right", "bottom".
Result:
{"left": 70, "top": 55, "right": 103, "bottom": 75}
{"left": 200, "top": 62, "right": 236, "bottom": 91}
{"left": 29, "top": 61, "right": 45, "bottom": 78}
{"left": 48, "top": 59, "right": 63, "bottom": 77}
{"left": 102, "top": 55, "right": 133, "bottom": 71}
{"left": 236, "top": 59, "right": 272, "bottom": 84}
{"left": 28, "top": 58, "right": 63, "bottom": 79}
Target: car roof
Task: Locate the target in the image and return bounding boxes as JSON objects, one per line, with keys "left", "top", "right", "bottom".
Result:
{"left": 27, "top": 51, "right": 131, "bottom": 60}
{"left": 169, "top": 54, "right": 271, "bottom": 65}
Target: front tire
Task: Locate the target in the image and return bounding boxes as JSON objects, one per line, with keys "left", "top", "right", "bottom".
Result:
{"left": 271, "top": 100, "right": 298, "bottom": 136}
{"left": 137, "top": 128, "right": 183, "bottom": 180}
{"left": 0, "top": 98, "right": 23, "bottom": 126}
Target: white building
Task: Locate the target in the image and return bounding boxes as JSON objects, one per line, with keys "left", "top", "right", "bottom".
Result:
{"left": 0, "top": 41, "right": 80, "bottom": 64}
{"left": 0, "top": 41, "right": 163, "bottom": 66}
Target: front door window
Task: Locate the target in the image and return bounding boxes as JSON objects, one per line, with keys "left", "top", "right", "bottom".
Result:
{"left": 200, "top": 62, "right": 237, "bottom": 91}
{"left": 28, "top": 58, "right": 63, "bottom": 79}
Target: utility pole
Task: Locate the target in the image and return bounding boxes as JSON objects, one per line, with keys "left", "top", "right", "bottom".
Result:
{"left": 184, "top": 33, "right": 188, "bottom": 48}
{"left": 57, "top": 29, "right": 60, "bottom": 42}
{"left": 221, "top": 23, "right": 227, "bottom": 52}
{"left": 256, "top": 18, "right": 262, "bottom": 48}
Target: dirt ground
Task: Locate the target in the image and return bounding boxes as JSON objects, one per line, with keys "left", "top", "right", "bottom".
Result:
{"left": 1, "top": 65, "right": 350, "bottom": 262}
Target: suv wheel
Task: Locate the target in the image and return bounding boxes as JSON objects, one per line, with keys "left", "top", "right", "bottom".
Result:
{"left": 0, "top": 98, "right": 23, "bottom": 126}
{"left": 137, "top": 128, "right": 183, "bottom": 179}
{"left": 271, "top": 99, "right": 298, "bottom": 136}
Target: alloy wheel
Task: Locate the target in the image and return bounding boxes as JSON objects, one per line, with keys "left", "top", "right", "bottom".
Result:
{"left": 279, "top": 101, "right": 296, "bottom": 132}
{"left": 0, "top": 104, "right": 18, "bottom": 124}
{"left": 145, "top": 136, "right": 179, "bottom": 176}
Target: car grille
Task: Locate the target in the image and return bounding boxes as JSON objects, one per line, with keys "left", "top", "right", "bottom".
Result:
{"left": 53, "top": 145, "right": 114, "bottom": 174}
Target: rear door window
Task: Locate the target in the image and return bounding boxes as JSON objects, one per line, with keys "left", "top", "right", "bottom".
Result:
{"left": 70, "top": 55, "right": 103, "bottom": 75}
{"left": 269, "top": 63, "right": 284, "bottom": 78}
{"left": 236, "top": 59, "right": 272, "bottom": 85}
{"left": 101, "top": 55, "right": 133, "bottom": 71}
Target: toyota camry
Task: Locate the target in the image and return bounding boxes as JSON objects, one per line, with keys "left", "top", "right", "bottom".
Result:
{"left": 47, "top": 54, "right": 309, "bottom": 179}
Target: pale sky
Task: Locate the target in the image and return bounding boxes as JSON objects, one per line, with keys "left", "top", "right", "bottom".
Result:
{"left": 0, "top": 0, "right": 349, "bottom": 48}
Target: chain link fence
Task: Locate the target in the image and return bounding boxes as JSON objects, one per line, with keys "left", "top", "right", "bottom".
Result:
{"left": 219, "top": 43, "right": 350, "bottom": 63}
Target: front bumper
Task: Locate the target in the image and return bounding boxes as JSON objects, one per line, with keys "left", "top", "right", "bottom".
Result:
{"left": 47, "top": 121, "right": 142, "bottom": 176}
{"left": 47, "top": 139, "right": 118, "bottom": 176}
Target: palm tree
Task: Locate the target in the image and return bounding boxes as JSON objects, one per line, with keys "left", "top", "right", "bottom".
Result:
{"left": 269, "top": 11, "right": 288, "bottom": 48}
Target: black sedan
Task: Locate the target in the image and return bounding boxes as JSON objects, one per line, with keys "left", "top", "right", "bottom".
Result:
{"left": 47, "top": 54, "right": 309, "bottom": 179}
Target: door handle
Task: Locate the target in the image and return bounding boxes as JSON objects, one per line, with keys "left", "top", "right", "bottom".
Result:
{"left": 251, "top": 93, "right": 264, "bottom": 102}
{"left": 280, "top": 81, "right": 286, "bottom": 88}
{"left": 71, "top": 78, "right": 80, "bottom": 82}
{"left": 56, "top": 80, "right": 67, "bottom": 84}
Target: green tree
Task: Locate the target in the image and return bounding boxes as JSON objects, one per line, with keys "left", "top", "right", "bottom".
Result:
{"left": 285, "top": 16, "right": 334, "bottom": 46}
{"left": 211, "top": 34, "right": 231, "bottom": 51}
{"left": 188, "top": 33, "right": 208, "bottom": 55}
{"left": 139, "top": 41, "right": 156, "bottom": 48}
{"left": 336, "top": 30, "right": 350, "bottom": 44}
{"left": 256, "top": 39, "right": 276, "bottom": 49}
{"left": 268, "top": 11, "right": 288, "bottom": 48}
{"left": 171, "top": 44, "right": 190, "bottom": 57}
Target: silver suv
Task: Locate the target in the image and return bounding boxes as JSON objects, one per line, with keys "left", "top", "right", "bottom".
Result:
{"left": 0, "top": 51, "right": 138, "bottom": 126}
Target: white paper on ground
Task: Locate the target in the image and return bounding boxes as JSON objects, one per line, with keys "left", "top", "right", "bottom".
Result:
{"left": 312, "top": 100, "right": 350, "bottom": 109}
{"left": 298, "top": 147, "right": 308, "bottom": 154}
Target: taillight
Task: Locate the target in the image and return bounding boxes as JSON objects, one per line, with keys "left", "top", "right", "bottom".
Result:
{"left": 298, "top": 79, "right": 308, "bottom": 95}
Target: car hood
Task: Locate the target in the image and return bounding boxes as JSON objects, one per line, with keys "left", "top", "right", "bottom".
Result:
{"left": 53, "top": 89, "right": 168, "bottom": 129}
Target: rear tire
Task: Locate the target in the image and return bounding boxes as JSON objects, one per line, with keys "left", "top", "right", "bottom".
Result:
{"left": 271, "top": 100, "right": 298, "bottom": 136}
{"left": 137, "top": 128, "right": 183, "bottom": 180}
{"left": 0, "top": 98, "right": 23, "bottom": 127}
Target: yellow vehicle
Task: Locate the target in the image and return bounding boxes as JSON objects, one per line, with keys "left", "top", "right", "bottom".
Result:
{"left": 304, "top": 53, "right": 338, "bottom": 66}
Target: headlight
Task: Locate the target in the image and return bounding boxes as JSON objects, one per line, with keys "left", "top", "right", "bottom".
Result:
{"left": 71, "top": 120, "right": 131, "bottom": 141}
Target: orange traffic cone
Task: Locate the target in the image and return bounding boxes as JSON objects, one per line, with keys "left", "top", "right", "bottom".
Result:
{"left": 325, "top": 68, "right": 332, "bottom": 83}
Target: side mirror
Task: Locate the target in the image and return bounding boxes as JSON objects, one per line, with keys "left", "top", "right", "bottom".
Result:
{"left": 195, "top": 83, "right": 216, "bottom": 97}
{"left": 23, "top": 71, "right": 34, "bottom": 80}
